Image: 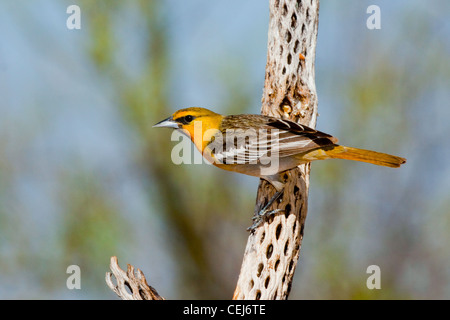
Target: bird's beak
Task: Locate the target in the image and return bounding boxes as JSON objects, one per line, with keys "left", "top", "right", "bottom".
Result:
{"left": 153, "top": 116, "right": 179, "bottom": 129}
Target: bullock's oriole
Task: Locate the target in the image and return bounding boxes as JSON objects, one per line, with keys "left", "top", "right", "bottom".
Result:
{"left": 154, "top": 107, "right": 406, "bottom": 230}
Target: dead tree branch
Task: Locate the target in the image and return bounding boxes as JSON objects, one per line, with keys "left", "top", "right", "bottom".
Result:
{"left": 105, "top": 256, "right": 164, "bottom": 300}
{"left": 233, "top": 0, "right": 320, "bottom": 300}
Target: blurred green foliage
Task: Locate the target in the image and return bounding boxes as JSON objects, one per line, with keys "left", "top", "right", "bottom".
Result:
{"left": 79, "top": 0, "right": 255, "bottom": 299}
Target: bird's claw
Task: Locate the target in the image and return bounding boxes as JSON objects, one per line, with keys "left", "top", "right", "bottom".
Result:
{"left": 247, "top": 189, "right": 284, "bottom": 232}
{"left": 247, "top": 208, "right": 283, "bottom": 232}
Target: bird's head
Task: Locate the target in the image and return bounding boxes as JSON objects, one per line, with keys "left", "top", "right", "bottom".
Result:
{"left": 153, "top": 107, "right": 224, "bottom": 149}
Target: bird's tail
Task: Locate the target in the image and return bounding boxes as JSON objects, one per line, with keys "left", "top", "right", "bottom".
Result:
{"left": 324, "top": 145, "right": 406, "bottom": 168}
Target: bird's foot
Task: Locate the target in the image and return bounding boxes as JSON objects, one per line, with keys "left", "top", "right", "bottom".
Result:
{"left": 247, "top": 190, "right": 284, "bottom": 232}
{"left": 247, "top": 208, "right": 283, "bottom": 232}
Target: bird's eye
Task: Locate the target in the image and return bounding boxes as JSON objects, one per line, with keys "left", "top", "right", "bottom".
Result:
{"left": 176, "top": 115, "right": 196, "bottom": 125}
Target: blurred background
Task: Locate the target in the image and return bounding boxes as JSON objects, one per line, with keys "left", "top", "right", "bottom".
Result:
{"left": 0, "top": 0, "right": 449, "bottom": 299}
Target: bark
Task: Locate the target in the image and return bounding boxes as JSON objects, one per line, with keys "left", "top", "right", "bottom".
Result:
{"left": 106, "top": 256, "right": 164, "bottom": 300}
{"left": 233, "top": 0, "right": 320, "bottom": 300}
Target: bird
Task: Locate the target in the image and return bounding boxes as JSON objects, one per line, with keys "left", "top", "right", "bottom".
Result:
{"left": 154, "top": 107, "right": 406, "bottom": 230}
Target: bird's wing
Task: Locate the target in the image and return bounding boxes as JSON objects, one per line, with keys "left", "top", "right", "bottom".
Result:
{"left": 265, "top": 118, "right": 338, "bottom": 158}
{"left": 208, "top": 116, "right": 338, "bottom": 165}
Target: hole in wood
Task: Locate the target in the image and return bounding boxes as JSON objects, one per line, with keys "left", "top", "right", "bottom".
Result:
{"left": 250, "top": 279, "right": 254, "bottom": 289}
{"left": 264, "top": 276, "right": 270, "bottom": 289}
{"left": 282, "top": 3, "right": 288, "bottom": 16}
{"left": 257, "top": 263, "right": 264, "bottom": 277}
{"left": 281, "top": 96, "right": 291, "bottom": 108}
{"left": 284, "top": 239, "right": 290, "bottom": 256}
{"left": 287, "top": 53, "right": 292, "bottom": 65}
{"left": 275, "top": 223, "right": 282, "bottom": 240}
{"left": 291, "top": 13, "right": 297, "bottom": 28}
{"left": 266, "top": 244, "right": 273, "bottom": 259}
{"left": 255, "top": 291, "right": 261, "bottom": 300}
{"left": 275, "top": 259, "right": 280, "bottom": 272}
{"left": 282, "top": 66, "right": 286, "bottom": 75}
{"left": 260, "top": 231, "right": 265, "bottom": 244}
{"left": 286, "top": 30, "right": 292, "bottom": 43}
{"left": 288, "top": 259, "right": 294, "bottom": 272}
{"left": 125, "top": 283, "right": 133, "bottom": 295}
{"left": 284, "top": 204, "right": 291, "bottom": 218}
{"left": 294, "top": 40, "right": 300, "bottom": 53}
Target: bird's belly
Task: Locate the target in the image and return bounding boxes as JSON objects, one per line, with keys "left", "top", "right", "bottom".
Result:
{"left": 213, "top": 157, "right": 302, "bottom": 178}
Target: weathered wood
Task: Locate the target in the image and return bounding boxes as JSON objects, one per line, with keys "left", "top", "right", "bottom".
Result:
{"left": 233, "top": 0, "right": 320, "bottom": 300}
{"left": 106, "top": 256, "right": 165, "bottom": 300}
